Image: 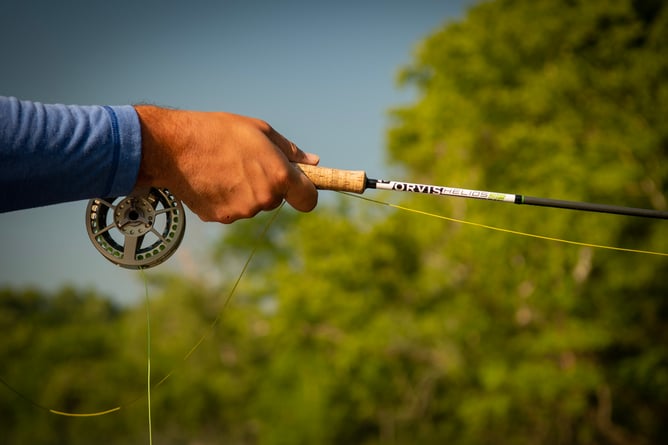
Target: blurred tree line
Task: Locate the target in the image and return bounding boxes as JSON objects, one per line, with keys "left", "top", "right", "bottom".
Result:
{"left": 1, "top": 0, "right": 667, "bottom": 443}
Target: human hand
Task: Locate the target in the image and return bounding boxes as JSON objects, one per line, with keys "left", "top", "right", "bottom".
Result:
{"left": 133, "top": 106, "right": 319, "bottom": 223}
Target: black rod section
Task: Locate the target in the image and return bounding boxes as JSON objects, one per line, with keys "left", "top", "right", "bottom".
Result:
{"left": 520, "top": 195, "right": 668, "bottom": 219}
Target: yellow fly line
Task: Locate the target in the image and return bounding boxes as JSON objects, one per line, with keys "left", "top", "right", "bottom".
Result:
{"left": 48, "top": 406, "right": 122, "bottom": 417}
{"left": 345, "top": 193, "right": 668, "bottom": 258}
{"left": 3, "top": 191, "right": 666, "bottom": 424}
{"left": 35, "top": 204, "right": 283, "bottom": 420}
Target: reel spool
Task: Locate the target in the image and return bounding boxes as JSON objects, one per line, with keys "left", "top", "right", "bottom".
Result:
{"left": 86, "top": 188, "right": 186, "bottom": 269}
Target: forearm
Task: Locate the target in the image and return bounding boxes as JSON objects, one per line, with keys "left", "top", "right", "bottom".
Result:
{"left": 0, "top": 96, "right": 142, "bottom": 212}
{"left": 0, "top": 97, "right": 318, "bottom": 221}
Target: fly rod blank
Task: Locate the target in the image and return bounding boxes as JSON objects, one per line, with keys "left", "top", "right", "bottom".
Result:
{"left": 294, "top": 163, "right": 668, "bottom": 220}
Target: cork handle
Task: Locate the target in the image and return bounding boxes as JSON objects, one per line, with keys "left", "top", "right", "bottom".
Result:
{"left": 294, "top": 163, "right": 367, "bottom": 194}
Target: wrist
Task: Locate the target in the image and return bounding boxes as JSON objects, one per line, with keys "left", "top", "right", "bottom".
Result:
{"left": 134, "top": 105, "right": 179, "bottom": 189}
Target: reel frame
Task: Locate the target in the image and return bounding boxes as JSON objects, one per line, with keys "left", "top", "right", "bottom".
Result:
{"left": 86, "top": 188, "right": 186, "bottom": 269}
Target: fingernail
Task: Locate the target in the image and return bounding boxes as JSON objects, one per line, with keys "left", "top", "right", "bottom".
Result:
{"left": 305, "top": 152, "right": 320, "bottom": 164}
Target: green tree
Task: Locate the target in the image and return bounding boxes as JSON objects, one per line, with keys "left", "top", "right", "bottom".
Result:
{"left": 386, "top": 1, "right": 668, "bottom": 441}
{"left": 2, "top": 1, "right": 667, "bottom": 444}
{"left": 199, "top": 0, "right": 668, "bottom": 443}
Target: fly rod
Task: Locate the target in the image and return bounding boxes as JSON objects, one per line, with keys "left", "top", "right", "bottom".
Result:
{"left": 85, "top": 163, "right": 667, "bottom": 270}
{"left": 295, "top": 164, "right": 668, "bottom": 220}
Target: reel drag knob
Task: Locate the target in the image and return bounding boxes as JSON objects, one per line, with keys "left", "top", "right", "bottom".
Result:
{"left": 86, "top": 188, "right": 186, "bottom": 269}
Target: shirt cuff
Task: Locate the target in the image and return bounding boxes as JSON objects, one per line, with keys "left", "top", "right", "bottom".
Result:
{"left": 102, "top": 105, "right": 142, "bottom": 197}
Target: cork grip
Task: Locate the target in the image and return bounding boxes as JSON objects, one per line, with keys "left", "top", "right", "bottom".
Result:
{"left": 294, "top": 163, "right": 367, "bottom": 194}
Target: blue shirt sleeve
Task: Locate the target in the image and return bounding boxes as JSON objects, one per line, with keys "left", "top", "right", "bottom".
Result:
{"left": 0, "top": 96, "right": 142, "bottom": 212}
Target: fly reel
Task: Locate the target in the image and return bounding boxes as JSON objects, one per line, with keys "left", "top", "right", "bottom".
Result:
{"left": 86, "top": 188, "right": 186, "bottom": 269}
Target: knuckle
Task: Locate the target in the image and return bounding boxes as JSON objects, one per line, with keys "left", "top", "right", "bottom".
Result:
{"left": 273, "top": 167, "right": 291, "bottom": 187}
{"left": 204, "top": 208, "right": 238, "bottom": 224}
{"left": 258, "top": 191, "right": 283, "bottom": 210}
{"left": 230, "top": 204, "right": 262, "bottom": 221}
{"left": 197, "top": 212, "right": 216, "bottom": 223}
{"left": 217, "top": 213, "right": 238, "bottom": 224}
{"left": 253, "top": 118, "right": 272, "bottom": 133}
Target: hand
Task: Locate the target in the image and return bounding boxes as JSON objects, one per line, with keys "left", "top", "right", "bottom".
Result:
{"left": 133, "top": 106, "right": 319, "bottom": 223}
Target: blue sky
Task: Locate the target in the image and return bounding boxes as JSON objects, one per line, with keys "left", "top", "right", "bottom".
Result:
{"left": 0, "top": 0, "right": 469, "bottom": 303}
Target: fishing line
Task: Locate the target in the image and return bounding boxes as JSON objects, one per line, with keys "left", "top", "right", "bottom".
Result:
{"left": 342, "top": 192, "right": 668, "bottom": 257}
{"left": 142, "top": 267, "right": 153, "bottom": 445}
{"left": 151, "top": 203, "right": 284, "bottom": 390}
{"left": 0, "top": 203, "right": 283, "bottom": 430}
{"left": 4, "top": 161, "right": 665, "bottom": 429}
{"left": 40, "top": 270, "right": 153, "bottom": 420}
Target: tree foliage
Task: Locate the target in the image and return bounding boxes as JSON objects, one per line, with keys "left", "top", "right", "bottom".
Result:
{"left": 2, "top": 0, "right": 667, "bottom": 443}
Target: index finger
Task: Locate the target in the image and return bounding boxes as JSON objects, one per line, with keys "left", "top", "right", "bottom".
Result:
{"left": 266, "top": 126, "right": 320, "bottom": 165}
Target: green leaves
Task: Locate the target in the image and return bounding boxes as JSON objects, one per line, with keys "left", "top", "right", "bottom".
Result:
{"left": 2, "top": 0, "right": 668, "bottom": 443}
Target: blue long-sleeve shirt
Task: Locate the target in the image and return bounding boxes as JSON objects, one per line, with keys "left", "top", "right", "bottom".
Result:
{"left": 0, "top": 96, "right": 142, "bottom": 212}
